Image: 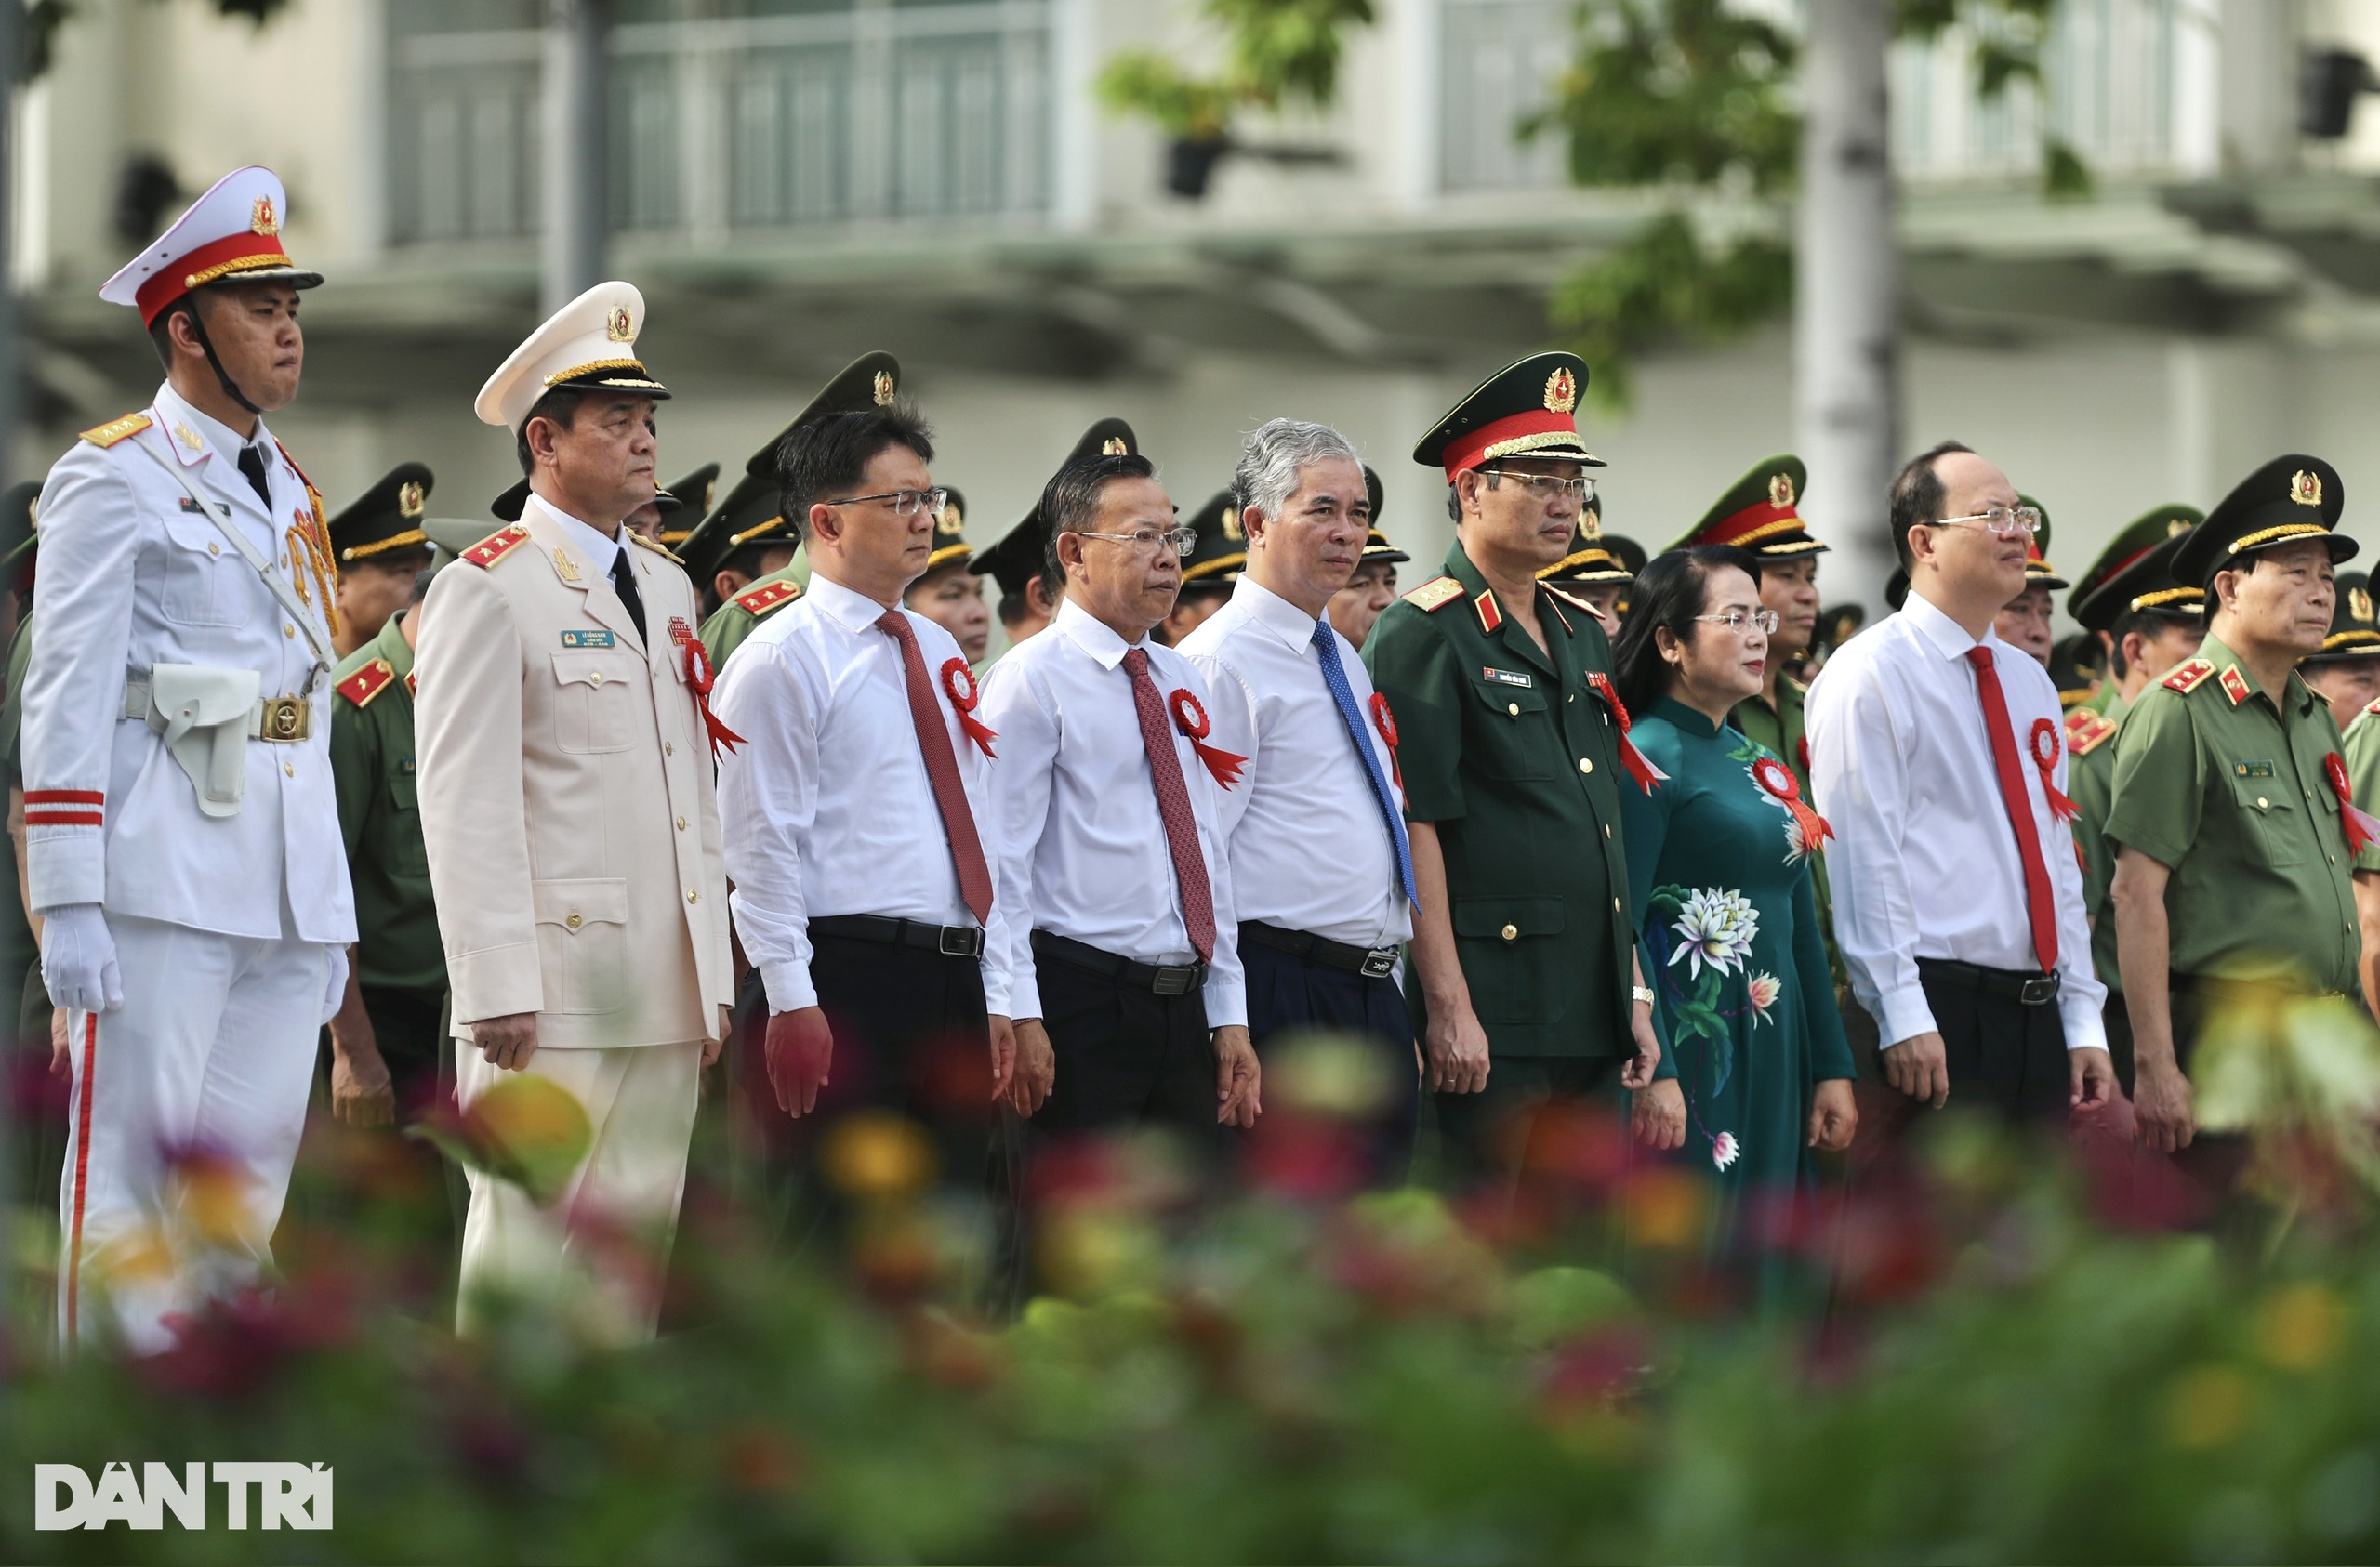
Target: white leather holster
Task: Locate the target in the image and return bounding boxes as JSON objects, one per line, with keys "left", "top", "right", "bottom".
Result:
{"left": 136, "top": 664, "right": 261, "bottom": 819}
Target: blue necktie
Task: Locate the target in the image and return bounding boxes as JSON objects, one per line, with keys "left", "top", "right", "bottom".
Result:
{"left": 1312, "top": 620, "right": 1420, "bottom": 907}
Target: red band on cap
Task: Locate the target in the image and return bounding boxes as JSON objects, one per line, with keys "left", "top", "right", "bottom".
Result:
{"left": 133, "top": 231, "right": 295, "bottom": 326}
{"left": 1440, "top": 409, "right": 1581, "bottom": 482}
{"left": 1699, "top": 500, "right": 1802, "bottom": 549}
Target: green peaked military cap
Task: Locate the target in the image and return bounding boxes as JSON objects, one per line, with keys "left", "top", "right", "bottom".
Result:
{"left": 923, "top": 486, "right": 972, "bottom": 574}
{"left": 1358, "top": 464, "right": 1408, "bottom": 564}
{"left": 1540, "top": 499, "right": 1643, "bottom": 584}
{"left": 2020, "top": 495, "right": 2065, "bottom": 590}
{"left": 1814, "top": 602, "right": 1866, "bottom": 659}
{"left": 1412, "top": 350, "right": 1601, "bottom": 476}
{"left": 975, "top": 416, "right": 1142, "bottom": 597}
{"left": 2, "top": 479, "right": 42, "bottom": 582}
{"left": 2308, "top": 570, "right": 2380, "bottom": 664}
{"left": 2068, "top": 504, "right": 2206, "bottom": 633}
{"left": 1180, "top": 489, "right": 1246, "bottom": 589}
{"left": 654, "top": 462, "right": 721, "bottom": 547}
{"left": 743, "top": 350, "right": 905, "bottom": 481}
{"left": 2048, "top": 630, "right": 2106, "bottom": 707}
{"left": 1668, "top": 454, "right": 1825, "bottom": 557}
{"left": 330, "top": 461, "right": 435, "bottom": 566}
{"left": 2173, "top": 454, "right": 2354, "bottom": 587}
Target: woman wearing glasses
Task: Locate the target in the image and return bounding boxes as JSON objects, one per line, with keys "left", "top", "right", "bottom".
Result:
{"left": 1611, "top": 545, "right": 1858, "bottom": 1312}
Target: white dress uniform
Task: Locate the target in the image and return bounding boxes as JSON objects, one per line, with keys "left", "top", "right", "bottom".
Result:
{"left": 23, "top": 168, "right": 355, "bottom": 1353}
{"left": 416, "top": 283, "right": 732, "bottom": 1342}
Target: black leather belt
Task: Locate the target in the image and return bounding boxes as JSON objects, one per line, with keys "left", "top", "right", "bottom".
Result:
{"left": 1032, "top": 929, "right": 1205, "bottom": 996}
{"left": 1917, "top": 956, "right": 2060, "bottom": 1007}
{"left": 811, "top": 914, "right": 984, "bottom": 960}
{"left": 1239, "top": 919, "right": 1400, "bottom": 980}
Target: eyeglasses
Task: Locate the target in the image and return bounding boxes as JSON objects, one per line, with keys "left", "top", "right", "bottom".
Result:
{"left": 823, "top": 487, "right": 949, "bottom": 518}
{"left": 1478, "top": 468, "right": 1597, "bottom": 503}
{"left": 1692, "top": 609, "right": 1780, "bottom": 635}
{"left": 1078, "top": 527, "right": 1199, "bottom": 558}
{"left": 1929, "top": 505, "right": 2043, "bottom": 539}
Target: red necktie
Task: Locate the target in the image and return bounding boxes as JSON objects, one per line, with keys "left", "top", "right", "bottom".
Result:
{"left": 1122, "top": 647, "right": 1216, "bottom": 962}
{"left": 1964, "top": 645, "right": 2058, "bottom": 974}
{"left": 876, "top": 612, "right": 993, "bottom": 927}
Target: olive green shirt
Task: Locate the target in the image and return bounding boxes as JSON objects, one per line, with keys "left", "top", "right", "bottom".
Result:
{"left": 3, "top": 613, "right": 30, "bottom": 781}
{"left": 329, "top": 612, "right": 446, "bottom": 993}
{"left": 1730, "top": 676, "right": 1840, "bottom": 983}
{"left": 2338, "top": 699, "right": 2380, "bottom": 876}
{"left": 2066, "top": 705, "right": 2124, "bottom": 993}
{"left": 697, "top": 551, "right": 813, "bottom": 669}
{"left": 2103, "top": 632, "right": 2359, "bottom": 993}
{"left": 1364, "top": 542, "right": 1635, "bottom": 1057}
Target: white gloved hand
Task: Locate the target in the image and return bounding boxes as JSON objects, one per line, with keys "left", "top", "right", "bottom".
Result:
{"left": 40, "top": 903, "right": 123, "bottom": 1016}
{"left": 320, "top": 944, "right": 350, "bottom": 1028}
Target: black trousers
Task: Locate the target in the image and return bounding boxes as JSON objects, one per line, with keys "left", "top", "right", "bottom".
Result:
{"left": 360, "top": 983, "right": 451, "bottom": 1118}
{"left": 1032, "top": 943, "right": 1221, "bottom": 1149}
{"left": 1915, "top": 959, "right": 2071, "bottom": 1122}
{"left": 1240, "top": 937, "right": 1419, "bottom": 1187}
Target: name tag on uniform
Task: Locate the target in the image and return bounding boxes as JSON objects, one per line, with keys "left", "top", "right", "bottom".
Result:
{"left": 561, "top": 629, "right": 615, "bottom": 649}
{"left": 2232, "top": 760, "right": 2276, "bottom": 779}
{"left": 1482, "top": 666, "right": 1533, "bottom": 688}
{"left": 177, "top": 496, "right": 230, "bottom": 519}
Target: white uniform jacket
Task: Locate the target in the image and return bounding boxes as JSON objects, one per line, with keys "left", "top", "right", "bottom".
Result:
{"left": 22, "top": 384, "right": 356, "bottom": 942}
{"left": 415, "top": 495, "right": 732, "bottom": 1048}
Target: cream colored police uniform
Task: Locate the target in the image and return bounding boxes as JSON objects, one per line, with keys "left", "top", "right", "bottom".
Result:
{"left": 416, "top": 283, "right": 732, "bottom": 1341}
{"left": 24, "top": 168, "right": 355, "bottom": 1354}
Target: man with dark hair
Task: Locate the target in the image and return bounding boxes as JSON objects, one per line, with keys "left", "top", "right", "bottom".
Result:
{"left": 27, "top": 167, "right": 354, "bottom": 1350}
{"left": 2108, "top": 455, "right": 2361, "bottom": 1160}
{"left": 1364, "top": 352, "right": 1677, "bottom": 1204}
{"left": 2062, "top": 508, "right": 2206, "bottom": 1084}
{"left": 418, "top": 282, "right": 733, "bottom": 1341}
{"left": 710, "top": 353, "right": 1021, "bottom": 1253}
{"left": 1807, "top": 441, "right": 2114, "bottom": 1126}
{"left": 978, "top": 420, "right": 1260, "bottom": 1181}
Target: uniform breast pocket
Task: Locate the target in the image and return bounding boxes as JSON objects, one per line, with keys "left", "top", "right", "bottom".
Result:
{"left": 2228, "top": 770, "right": 2309, "bottom": 866}
{"left": 532, "top": 877, "right": 629, "bottom": 1014}
{"left": 385, "top": 769, "right": 430, "bottom": 876}
{"left": 156, "top": 510, "right": 245, "bottom": 627}
{"left": 1450, "top": 894, "right": 1567, "bottom": 1024}
{"left": 1464, "top": 678, "right": 1553, "bottom": 781}
{"left": 550, "top": 652, "right": 643, "bottom": 754}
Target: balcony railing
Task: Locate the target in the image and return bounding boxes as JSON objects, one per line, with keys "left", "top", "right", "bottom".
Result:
{"left": 385, "top": 0, "right": 1055, "bottom": 248}
{"left": 1436, "top": 0, "right": 2196, "bottom": 197}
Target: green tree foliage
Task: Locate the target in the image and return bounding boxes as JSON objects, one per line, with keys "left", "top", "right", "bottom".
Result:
{"left": 1097, "top": 0, "right": 1377, "bottom": 141}
{"left": 19, "top": 0, "right": 294, "bottom": 83}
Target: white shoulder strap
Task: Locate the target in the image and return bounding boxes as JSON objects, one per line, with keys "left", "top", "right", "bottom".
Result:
{"left": 124, "top": 430, "right": 335, "bottom": 689}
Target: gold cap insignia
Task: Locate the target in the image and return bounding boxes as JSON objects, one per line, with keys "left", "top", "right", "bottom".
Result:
{"left": 1222, "top": 507, "right": 1244, "bottom": 543}
{"left": 702, "top": 481, "right": 716, "bottom": 513}
{"left": 2293, "top": 469, "right": 2323, "bottom": 507}
{"left": 25, "top": 496, "right": 35, "bottom": 525}
{"left": 1768, "top": 471, "right": 1796, "bottom": 508}
{"left": 872, "top": 370, "right": 896, "bottom": 406}
{"left": 936, "top": 507, "right": 963, "bottom": 537}
{"left": 1102, "top": 437, "right": 1128, "bottom": 456}
{"left": 2168, "top": 516, "right": 2192, "bottom": 537}
{"left": 1543, "top": 367, "right": 1579, "bottom": 414}
{"left": 1581, "top": 513, "right": 1603, "bottom": 541}
{"left": 397, "top": 481, "right": 425, "bottom": 519}
{"left": 250, "top": 195, "right": 278, "bottom": 236}
{"left": 605, "top": 305, "right": 633, "bottom": 343}
{"left": 2355, "top": 587, "right": 2373, "bottom": 625}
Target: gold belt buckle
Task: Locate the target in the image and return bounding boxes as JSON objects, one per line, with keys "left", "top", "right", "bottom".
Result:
{"left": 258, "top": 696, "right": 309, "bottom": 743}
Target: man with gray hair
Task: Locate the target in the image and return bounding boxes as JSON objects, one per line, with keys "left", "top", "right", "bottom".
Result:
{"left": 1179, "top": 418, "right": 1419, "bottom": 1182}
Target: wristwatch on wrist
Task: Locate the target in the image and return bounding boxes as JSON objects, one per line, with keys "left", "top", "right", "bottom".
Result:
{"left": 1632, "top": 984, "right": 1656, "bottom": 1007}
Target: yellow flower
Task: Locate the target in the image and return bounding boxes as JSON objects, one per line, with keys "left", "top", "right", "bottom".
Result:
{"left": 2163, "top": 1364, "right": 2254, "bottom": 1450}
{"left": 820, "top": 1113, "right": 937, "bottom": 1199}
{"left": 2257, "top": 1284, "right": 2346, "bottom": 1371}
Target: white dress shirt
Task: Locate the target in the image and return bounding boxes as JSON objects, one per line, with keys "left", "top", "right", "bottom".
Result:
{"left": 1178, "top": 575, "right": 1413, "bottom": 950}
{"left": 1805, "top": 588, "right": 2107, "bottom": 1053}
{"left": 977, "top": 597, "right": 1246, "bottom": 1028}
{"left": 711, "top": 573, "right": 1012, "bottom": 1014}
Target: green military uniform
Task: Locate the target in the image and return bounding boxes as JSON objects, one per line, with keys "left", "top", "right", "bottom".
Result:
{"left": 652, "top": 462, "right": 720, "bottom": 558}
{"left": 696, "top": 539, "right": 805, "bottom": 668}
{"left": 1366, "top": 351, "right": 1641, "bottom": 1191}
{"left": 0, "top": 481, "right": 57, "bottom": 1217}
{"left": 2104, "top": 456, "right": 2363, "bottom": 1066}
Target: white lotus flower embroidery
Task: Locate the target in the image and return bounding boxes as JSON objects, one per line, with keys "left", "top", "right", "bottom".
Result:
{"left": 1667, "top": 887, "right": 1759, "bottom": 980}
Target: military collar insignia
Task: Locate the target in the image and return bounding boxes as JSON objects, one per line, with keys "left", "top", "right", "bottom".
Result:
{"left": 1474, "top": 587, "right": 1503, "bottom": 636}
{"left": 550, "top": 546, "right": 584, "bottom": 584}
{"left": 335, "top": 658, "right": 396, "bottom": 708}
{"left": 2219, "top": 665, "right": 2252, "bottom": 705}
{"left": 173, "top": 422, "right": 202, "bottom": 453}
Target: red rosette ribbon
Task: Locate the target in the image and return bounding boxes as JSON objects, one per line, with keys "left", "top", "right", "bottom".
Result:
{"left": 1751, "top": 754, "right": 1833, "bottom": 859}
{"left": 1169, "top": 688, "right": 1247, "bottom": 789}
{"left": 2028, "top": 718, "right": 2080, "bottom": 823}
{"left": 1368, "top": 691, "right": 1403, "bottom": 789}
{"left": 1584, "top": 673, "right": 1667, "bottom": 794}
{"left": 940, "top": 657, "right": 998, "bottom": 759}
{"left": 2326, "top": 752, "right": 2380, "bottom": 855}
{"left": 681, "top": 639, "right": 746, "bottom": 759}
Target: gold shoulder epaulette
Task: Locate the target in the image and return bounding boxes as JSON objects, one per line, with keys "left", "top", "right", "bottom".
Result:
{"left": 1542, "top": 584, "right": 1591, "bottom": 614}
{"left": 336, "top": 659, "right": 397, "bottom": 708}
{"left": 2065, "top": 707, "right": 2116, "bottom": 756}
{"left": 628, "top": 532, "right": 684, "bottom": 565}
{"left": 2162, "top": 657, "right": 2215, "bottom": 695}
{"left": 80, "top": 412, "right": 152, "bottom": 449}
{"left": 733, "top": 579, "right": 800, "bottom": 617}
{"left": 1401, "top": 576, "right": 1464, "bottom": 613}
{"left": 462, "top": 524, "right": 532, "bottom": 570}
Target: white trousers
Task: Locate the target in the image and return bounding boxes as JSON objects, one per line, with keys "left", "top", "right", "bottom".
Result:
{"left": 59, "top": 916, "right": 330, "bottom": 1356}
{"left": 454, "top": 1039, "right": 701, "bottom": 1345}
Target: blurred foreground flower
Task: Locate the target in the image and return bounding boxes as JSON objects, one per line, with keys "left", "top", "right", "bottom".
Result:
{"left": 2192, "top": 987, "right": 2380, "bottom": 1204}
{"left": 822, "top": 1112, "right": 937, "bottom": 1200}
{"left": 410, "top": 1073, "right": 591, "bottom": 1205}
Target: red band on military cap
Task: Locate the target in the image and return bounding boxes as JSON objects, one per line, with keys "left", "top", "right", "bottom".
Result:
{"left": 133, "top": 231, "right": 295, "bottom": 326}
{"left": 1699, "top": 500, "right": 1804, "bottom": 550}
{"left": 1440, "top": 409, "right": 1580, "bottom": 482}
